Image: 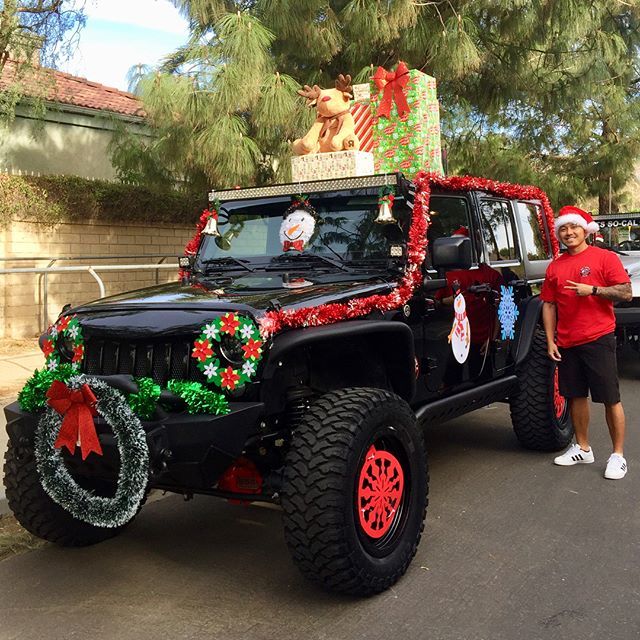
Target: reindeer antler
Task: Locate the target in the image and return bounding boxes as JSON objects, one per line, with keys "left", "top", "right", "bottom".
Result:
{"left": 335, "top": 74, "right": 353, "bottom": 95}
{"left": 297, "top": 84, "right": 322, "bottom": 106}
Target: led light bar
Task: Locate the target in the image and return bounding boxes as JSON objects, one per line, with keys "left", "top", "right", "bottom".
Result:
{"left": 209, "top": 173, "right": 404, "bottom": 203}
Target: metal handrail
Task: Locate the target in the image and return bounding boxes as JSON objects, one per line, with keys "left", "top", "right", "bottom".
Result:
{"left": 0, "top": 260, "right": 181, "bottom": 331}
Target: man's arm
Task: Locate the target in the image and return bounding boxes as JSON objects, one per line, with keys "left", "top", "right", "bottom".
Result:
{"left": 542, "top": 301, "right": 561, "bottom": 361}
{"left": 565, "top": 280, "right": 632, "bottom": 301}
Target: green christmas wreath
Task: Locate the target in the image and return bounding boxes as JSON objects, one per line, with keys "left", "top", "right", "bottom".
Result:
{"left": 35, "top": 376, "right": 149, "bottom": 528}
{"left": 41, "top": 314, "right": 85, "bottom": 372}
{"left": 191, "top": 313, "right": 264, "bottom": 391}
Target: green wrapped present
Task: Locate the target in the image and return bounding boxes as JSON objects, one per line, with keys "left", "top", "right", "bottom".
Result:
{"left": 370, "top": 62, "right": 443, "bottom": 178}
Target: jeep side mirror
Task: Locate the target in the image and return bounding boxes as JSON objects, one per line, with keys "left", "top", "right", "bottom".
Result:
{"left": 431, "top": 237, "right": 472, "bottom": 270}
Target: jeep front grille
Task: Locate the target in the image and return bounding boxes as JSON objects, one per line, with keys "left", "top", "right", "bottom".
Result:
{"left": 83, "top": 338, "right": 206, "bottom": 386}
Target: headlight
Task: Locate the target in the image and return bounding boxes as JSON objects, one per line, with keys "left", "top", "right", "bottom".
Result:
{"left": 219, "top": 334, "right": 245, "bottom": 365}
{"left": 57, "top": 335, "right": 75, "bottom": 361}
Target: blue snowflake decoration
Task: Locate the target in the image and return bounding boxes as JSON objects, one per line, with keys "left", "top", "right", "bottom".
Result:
{"left": 498, "top": 285, "right": 519, "bottom": 340}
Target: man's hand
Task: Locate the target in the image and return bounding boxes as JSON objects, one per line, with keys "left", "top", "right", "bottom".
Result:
{"left": 564, "top": 280, "right": 592, "bottom": 296}
{"left": 547, "top": 341, "right": 562, "bottom": 361}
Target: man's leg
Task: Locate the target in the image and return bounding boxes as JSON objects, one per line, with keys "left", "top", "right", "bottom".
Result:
{"left": 605, "top": 402, "right": 625, "bottom": 455}
{"left": 570, "top": 397, "right": 591, "bottom": 451}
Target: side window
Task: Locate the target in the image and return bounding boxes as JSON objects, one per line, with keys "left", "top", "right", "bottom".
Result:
{"left": 426, "top": 195, "right": 474, "bottom": 264}
{"left": 516, "top": 202, "right": 552, "bottom": 260}
{"left": 480, "top": 200, "right": 519, "bottom": 263}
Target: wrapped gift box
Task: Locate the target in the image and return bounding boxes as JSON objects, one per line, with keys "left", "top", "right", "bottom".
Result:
{"left": 291, "top": 150, "right": 374, "bottom": 182}
{"left": 370, "top": 65, "right": 443, "bottom": 178}
{"left": 352, "top": 83, "right": 371, "bottom": 104}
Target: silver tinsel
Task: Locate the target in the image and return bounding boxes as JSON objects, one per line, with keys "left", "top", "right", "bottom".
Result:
{"left": 35, "top": 375, "right": 150, "bottom": 528}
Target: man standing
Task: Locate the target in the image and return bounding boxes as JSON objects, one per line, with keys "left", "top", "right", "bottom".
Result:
{"left": 541, "top": 206, "right": 632, "bottom": 479}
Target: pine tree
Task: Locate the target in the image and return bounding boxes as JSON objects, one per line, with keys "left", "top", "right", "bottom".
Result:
{"left": 114, "top": 0, "right": 640, "bottom": 211}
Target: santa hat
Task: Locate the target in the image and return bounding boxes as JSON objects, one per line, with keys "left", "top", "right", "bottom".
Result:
{"left": 452, "top": 226, "right": 469, "bottom": 237}
{"left": 554, "top": 206, "right": 599, "bottom": 236}
{"left": 595, "top": 232, "right": 605, "bottom": 243}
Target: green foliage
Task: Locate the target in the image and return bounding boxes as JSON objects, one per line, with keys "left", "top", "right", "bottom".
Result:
{"left": 0, "top": 173, "right": 205, "bottom": 227}
{"left": 110, "top": 0, "right": 640, "bottom": 211}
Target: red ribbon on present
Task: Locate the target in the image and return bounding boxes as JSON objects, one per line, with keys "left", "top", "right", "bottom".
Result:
{"left": 373, "top": 61, "right": 411, "bottom": 119}
{"left": 283, "top": 239, "right": 304, "bottom": 252}
{"left": 46, "top": 380, "right": 102, "bottom": 460}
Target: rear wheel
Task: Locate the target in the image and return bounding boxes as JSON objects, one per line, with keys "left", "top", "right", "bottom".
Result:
{"left": 510, "top": 330, "right": 573, "bottom": 451}
{"left": 281, "top": 387, "right": 428, "bottom": 596}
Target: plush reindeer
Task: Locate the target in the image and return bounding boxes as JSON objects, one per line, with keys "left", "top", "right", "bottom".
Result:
{"left": 292, "top": 74, "right": 360, "bottom": 155}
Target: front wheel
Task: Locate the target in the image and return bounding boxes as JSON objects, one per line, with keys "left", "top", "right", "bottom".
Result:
{"left": 510, "top": 330, "right": 573, "bottom": 451}
{"left": 281, "top": 388, "right": 428, "bottom": 596}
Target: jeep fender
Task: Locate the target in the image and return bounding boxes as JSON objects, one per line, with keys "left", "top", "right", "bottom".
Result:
{"left": 514, "top": 296, "right": 543, "bottom": 366}
{"left": 261, "top": 320, "right": 416, "bottom": 402}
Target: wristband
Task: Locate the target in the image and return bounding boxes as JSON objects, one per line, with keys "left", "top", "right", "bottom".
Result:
{"left": 592, "top": 286, "right": 598, "bottom": 296}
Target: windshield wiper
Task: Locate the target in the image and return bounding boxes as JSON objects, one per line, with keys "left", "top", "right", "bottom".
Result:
{"left": 269, "top": 252, "right": 348, "bottom": 271}
{"left": 201, "top": 256, "right": 254, "bottom": 272}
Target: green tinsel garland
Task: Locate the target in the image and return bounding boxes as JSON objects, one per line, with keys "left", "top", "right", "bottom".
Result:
{"left": 35, "top": 376, "right": 149, "bottom": 528}
{"left": 19, "top": 373, "right": 230, "bottom": 418}
{"left": 167, "top": 380, "right": 230, "bottom": 415}
{"left": 18, "top": 365, "right": 75, "bottom": 413}
{"left": 128, "top": 378, "right": 162, "bottom": 420}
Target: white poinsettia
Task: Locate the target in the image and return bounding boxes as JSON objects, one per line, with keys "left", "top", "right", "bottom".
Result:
{"left": 242, "top": 361, "right": 256, "bottom": 377}
{"left": 203, "top": 323, "right": 220, "bottom": 340}
{"left": 47, "top": 359, "right": 59, "bottom": 371}
{"left": 49, "top": 325, "right": 58, "bottom": 337}
{"left": 240, "top": 323, "right": 255, "bottom": 340}
{"left": 67, "top": 325, "right": 80, "bottom": 339}
{"left": 204, "top": 362, "right": 219, "bottom": 379}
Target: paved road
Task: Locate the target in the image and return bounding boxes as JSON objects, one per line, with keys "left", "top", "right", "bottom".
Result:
{"left": 1, "top": 349, "right": 638, "bottom": 640}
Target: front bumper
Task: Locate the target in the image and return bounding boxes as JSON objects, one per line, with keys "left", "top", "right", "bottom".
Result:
{"left": 4, "top": 400, "right": 264, "bottom": 491}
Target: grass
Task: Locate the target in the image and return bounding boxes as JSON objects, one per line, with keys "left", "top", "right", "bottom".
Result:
{"left": 0, "top": 513, "right": 47, "bottom": 561}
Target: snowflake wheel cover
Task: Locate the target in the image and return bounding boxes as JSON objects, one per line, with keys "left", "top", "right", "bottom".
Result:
{"left": 41, "top": 314, "right": 85, "bottom": 372}
{"left": 192, "top": 313, "right": 263, "bottom": 391}
{"left": 35, "top": 376, "right": 149, "bottom": 528}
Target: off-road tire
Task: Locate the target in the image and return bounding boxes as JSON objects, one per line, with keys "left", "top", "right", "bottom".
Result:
{"left": 510, "top": 329, "right": 573, "bottom": 451}
{"left": 281, "top": 387, "right": 428, "bottom": 596}
{"left": 3, "top": 440, "right": 126, "bottom": 546}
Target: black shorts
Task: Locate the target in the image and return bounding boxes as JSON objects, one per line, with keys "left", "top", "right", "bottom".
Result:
{"left": 558, "top": 333, "right": 620, "bottom": 404}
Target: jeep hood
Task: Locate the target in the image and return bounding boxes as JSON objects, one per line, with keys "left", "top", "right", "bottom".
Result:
{"left": 69, "top": 274, "right": 394, "bottom": 334}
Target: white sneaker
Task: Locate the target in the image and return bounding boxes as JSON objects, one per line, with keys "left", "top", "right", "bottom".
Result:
{"left": 554, "top": 443, "right": 595, "bottom": 466}
{"left": 604, "top": 454, "right": 628, "bottom": 480}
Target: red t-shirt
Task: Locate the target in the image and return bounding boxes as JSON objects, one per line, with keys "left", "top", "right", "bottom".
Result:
{"left": 540, "top": 246, "right": 630, "bottom": 347}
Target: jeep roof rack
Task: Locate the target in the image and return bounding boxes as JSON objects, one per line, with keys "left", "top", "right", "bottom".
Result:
{"left": 209, "top": 173, "right": 407, "bottom": 203}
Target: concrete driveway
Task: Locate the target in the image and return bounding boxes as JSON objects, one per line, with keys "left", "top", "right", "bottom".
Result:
{"left": 0, "top": 348, "right": 638, "bottom": 640}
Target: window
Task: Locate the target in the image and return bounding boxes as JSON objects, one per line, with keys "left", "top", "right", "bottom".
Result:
{"left": 516, "top": 202, "right": 551, "bottom": 260}
{"left": 480, "top": 200, "right": 519, "bottom": 263}
{"left": 425, "top": 195, "right": 474, "bottom": 261}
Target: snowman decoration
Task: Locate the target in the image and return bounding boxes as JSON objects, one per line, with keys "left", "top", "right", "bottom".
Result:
{"left": 449, "top": 291, "right": 471, "bottom": 364}
{"left": 280, "top": 201, "right": 316, "bottom": 253}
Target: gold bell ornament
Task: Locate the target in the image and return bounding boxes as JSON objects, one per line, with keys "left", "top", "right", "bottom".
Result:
{"left": 375, "top": 187, "right": 397, "bottom": 224}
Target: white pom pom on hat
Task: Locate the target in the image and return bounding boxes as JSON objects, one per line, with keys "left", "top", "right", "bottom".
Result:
{"left": 554, "top": 205, "right": 599, "bottom": 236}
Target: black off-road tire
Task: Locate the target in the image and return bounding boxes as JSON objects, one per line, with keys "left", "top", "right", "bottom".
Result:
{"left": 3, "top": 441, "right": 126, "bottom": 546}
{"left": 510, "top": 329, "right": 573, "bottom": 451}
{"left": 281, "top": 387, "right": 428, "bottom": 596}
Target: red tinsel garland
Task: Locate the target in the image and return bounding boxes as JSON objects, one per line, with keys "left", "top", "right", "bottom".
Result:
{"left": 258, "top": 172, "right": 559, "bottom": 338}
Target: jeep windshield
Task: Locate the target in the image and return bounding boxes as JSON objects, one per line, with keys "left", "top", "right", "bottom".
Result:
{"left": 193, "top": 194, "right": 407, "bottom": 274}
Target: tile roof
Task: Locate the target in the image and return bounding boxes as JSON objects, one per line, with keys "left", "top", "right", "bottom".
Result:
{"left": 0, "top": 61, "right": 145, "bottom": 118}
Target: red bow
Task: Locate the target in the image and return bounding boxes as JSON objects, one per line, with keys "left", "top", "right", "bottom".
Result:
{"left": 46, "top": 380, "right": 102, "bottom": 460}
{"left": 283, "top": 239, "right": 304, "bottom": 252}
{"left": 373, "top": 61, "right": 411, "bottom": 119}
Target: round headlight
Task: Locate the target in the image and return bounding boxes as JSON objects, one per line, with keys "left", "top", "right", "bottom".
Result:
{"left": 57, "top": 335, "right": 75, "bottom": 360}
{"left": 219, "top": 334, "right": 245, "bottom": 365}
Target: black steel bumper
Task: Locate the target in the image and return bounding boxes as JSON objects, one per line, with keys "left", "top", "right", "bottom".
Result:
{"left": 4, "top": 400, "right": 264, "bottom": 491}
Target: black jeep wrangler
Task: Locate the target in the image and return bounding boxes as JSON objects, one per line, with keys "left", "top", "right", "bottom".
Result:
{"left": 3, "top": 173, "right": 573, "bottom": 596}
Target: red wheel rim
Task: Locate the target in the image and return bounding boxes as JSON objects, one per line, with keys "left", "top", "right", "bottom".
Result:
{"left": 553, "top": 368, "right": 566, "bottom": 419}
{"left": 357, "top": 445, "right": 405, "bottom": 539}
